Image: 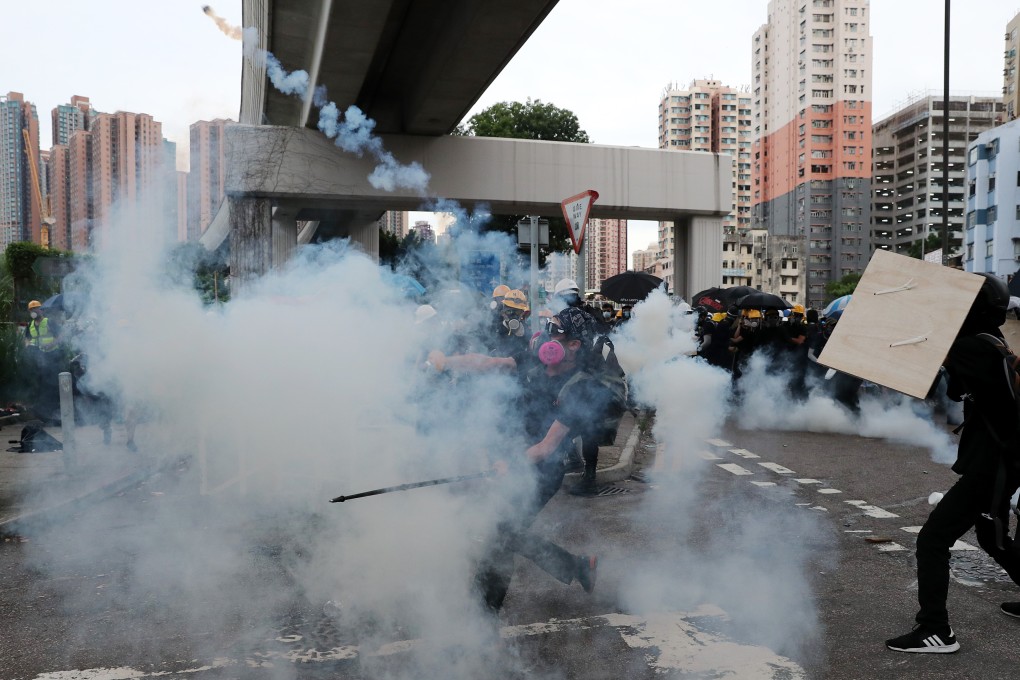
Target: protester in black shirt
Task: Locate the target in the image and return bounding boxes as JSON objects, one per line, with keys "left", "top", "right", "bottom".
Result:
{"left": 887, "top": 273, "right": 1020, "bottom": 654}
{"left": 474, "top": 307, "right": 605, "bottom": 613}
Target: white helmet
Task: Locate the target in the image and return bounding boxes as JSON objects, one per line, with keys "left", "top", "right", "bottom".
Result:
{"left": 554, "top": 278, "right": 580, "bottom": 296}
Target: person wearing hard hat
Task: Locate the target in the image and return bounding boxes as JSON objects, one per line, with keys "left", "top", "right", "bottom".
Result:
{"left": 728, "top": 309, "right": 762, "bottom": 380}
{"left": 24, "top": 300, "right": 57, "bottom": 350}
{"left": 491, "top": 289, "right": 531, "bottom": 359}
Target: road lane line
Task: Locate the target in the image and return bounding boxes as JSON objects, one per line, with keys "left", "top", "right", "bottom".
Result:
{"left": 758, "top": 462, "right": 796, "bottom": 475}
{"left": 845, "top": 500, "right": 898, "bottom": 519}
{"left": 717, "top": 463, "right": 754, "bottom": 476}
{"left": 728, "top": 448, "right": 760, "bottom": 459}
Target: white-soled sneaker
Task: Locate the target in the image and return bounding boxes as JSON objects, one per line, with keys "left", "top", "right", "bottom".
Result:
{"left": 886, "top": 625, "right": 959, "bottom": 654}
{"left": 1001, "top": 602, "right": 1020, "bottom": 618}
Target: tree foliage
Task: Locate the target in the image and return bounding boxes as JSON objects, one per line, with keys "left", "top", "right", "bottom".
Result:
{"left": 906, "top": 233, "right": 946, "bottom": 260}
{"left": 456, "top": 99, "right": 591, "bottom": 257}
{"left": 825, "top": 272, "right": 862, "bottom": 301}
{"left": 3, "top": 242, "right": 74, "bottom": 316}
{"left": 456, "top": 99, "right": 591, "bottom": 143}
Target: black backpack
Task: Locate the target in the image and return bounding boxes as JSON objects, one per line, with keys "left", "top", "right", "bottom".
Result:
{"left": 557, "top": 335, "right": 629, "bottom": 445}
{"left": 8, "top": 420, "right": 62, "bottom": 453}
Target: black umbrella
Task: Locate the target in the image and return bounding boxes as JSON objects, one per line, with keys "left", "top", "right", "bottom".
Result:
{"left": 600, "top": 271, "right": 666, "bottom": 303}
{"left": 39, "top": 294, "right": 64, "bottom": 312}
{"left": 720, "top": 286, "right": 758, "bottom": 305}
{"left": 690, "top": 287, "right": 728, "bottom": 312}
{"left": 736, "top": 291, "right": 792, "bottom": 310}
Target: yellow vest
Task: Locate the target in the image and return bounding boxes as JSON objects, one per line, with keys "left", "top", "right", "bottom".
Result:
{"left": 28, "top": 318, "right": 55, "bottom": 347}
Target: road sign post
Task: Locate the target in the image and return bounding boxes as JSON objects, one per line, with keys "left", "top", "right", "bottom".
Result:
{"left": 561, "top": 190, "right": 599, "bottom": 296}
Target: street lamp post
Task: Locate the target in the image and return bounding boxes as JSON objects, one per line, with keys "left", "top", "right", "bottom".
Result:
{"left": 941, "top": 0, "right": 951, "bottom": 265}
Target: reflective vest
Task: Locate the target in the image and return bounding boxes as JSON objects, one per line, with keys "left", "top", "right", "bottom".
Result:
{"left": 27, "top": 318, "right": 55, "bottom": 348}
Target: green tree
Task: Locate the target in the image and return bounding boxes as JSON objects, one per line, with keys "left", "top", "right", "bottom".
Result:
{"left": 379, "top": 228, "right": 401, "bottom": 268}
{"left": 456, "top": 99, "right": 591, "bottom": 143}
{"left": 3, "top": 242, "right": 74, "bottom": 317}
{"left": 456, "top": 99, "right": 591, "bottom": 258}
{"left": 825, "top": 272, "right": 861, "bottom": 301}
{"left": 905, "top": 233, "right": 944, "bottom": 260}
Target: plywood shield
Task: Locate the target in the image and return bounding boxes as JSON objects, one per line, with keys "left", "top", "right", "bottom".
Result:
{"left": 817, "top": 250, "right": 984, "bottom": 399}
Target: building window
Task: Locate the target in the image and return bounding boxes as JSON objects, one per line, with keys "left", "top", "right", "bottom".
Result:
{"left": 969, "top": 146, "right": 979, "bottom": 165}
{"left": 988, "top": 205, "right": 998, "bottom": 222}
{"left": 987, "top": 240, "right": 995, "bottom": 258}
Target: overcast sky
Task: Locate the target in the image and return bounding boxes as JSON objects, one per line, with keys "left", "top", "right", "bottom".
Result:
{"left": 3, "top": 0, "right": 1017, "bottom": 262}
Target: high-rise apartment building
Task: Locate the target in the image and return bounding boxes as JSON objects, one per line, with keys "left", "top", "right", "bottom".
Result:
{"left": 378, "top": 210, "right": 409, "bottom": 239}
{"left": 67, "top": 127, "right": 92, "bottom": 251}
{"left": 871, "top": 94, "right": 1002, "bottom": 259}
{"left": 177, "top": 171, "right": 189, "bottom": 242}
{"left": 658, "top": 80, "right": 754, "bottom": 292}
{"left": 412, "top": 220, "right": 435, "bottom": 244}
{"left": 1005, "top": 14, "right": 1020, "bottom": 121}
{"left": 51, "top": 95, "right": 92, "bottom": 146}
{"left": 0, "top": 92, "right": 41, "bottom": 249}
{"left": 585, "top": 218, "right": 627, "bottom": 289}
{"left": 631, "top": 242, "right": 659, "bottom": 274}
{"left": 964, "top": 119, "right": 1020, "bottom": 275}
{"left": 752, "top": 0, "right": 873, "bottom": 308}
{"left": 188, "top": 119, "right": 229, "bottom": 240}
{"left": 83, "top": 111, "right": 165, "bottom": 249}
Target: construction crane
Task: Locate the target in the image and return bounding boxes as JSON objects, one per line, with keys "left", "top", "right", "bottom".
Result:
{"left": 22, "top": 128, "right": 54, "bottom": 248}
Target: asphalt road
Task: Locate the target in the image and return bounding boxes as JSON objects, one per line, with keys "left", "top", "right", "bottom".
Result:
{"left": 2, "top": 418, "right": 1019, "bottom": 679}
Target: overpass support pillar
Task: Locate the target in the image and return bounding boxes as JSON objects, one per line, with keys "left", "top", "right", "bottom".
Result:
{"left": 673, "top": 215, "right": 723, "bottom": 302}
{"left": 272, "top": 206, "right": 299, "bottom": 266}
{"left": 229, "top": 196, "right": 272, "bottom": 293}
{"left": 348, "top": 221, "right": 380, "bottom": 261}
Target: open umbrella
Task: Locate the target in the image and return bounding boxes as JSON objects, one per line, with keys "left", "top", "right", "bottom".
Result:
{"left": 600, "top": 271, "right": 665, "bottom": 303}
{"left": 735, "top": 291, "right": 792, "bottom": 310}
{"left": 720, "top": 286, "right": 758, "bottom": 305}
{"left": 690, "top": 287, "right": 728, "bottom": 312}
{"left": 822, "top": 294, "right": 852, "bottom": 320}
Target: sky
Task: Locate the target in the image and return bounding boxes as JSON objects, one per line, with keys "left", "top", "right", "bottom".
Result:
{"left": 3, "top": 0, "right": 1017, "bottom": 264}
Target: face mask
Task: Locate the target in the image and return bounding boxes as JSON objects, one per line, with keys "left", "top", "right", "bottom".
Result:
{"left": 602, "top": 311, "right": 612, "bottom": 320}
{"left": 30, "top": 312, "right": 38, "bottom": 319}
{"left": 538, "top": 340, "right": 566, "bottom": 365}
{"left": 490, "top": 300, "right": 499, "bottom": 310}
{"left": 622, "top": 312, "right": 631, "bottom": 320}
{"left": 503, "top": 317, "right": 524, "bottom": 336}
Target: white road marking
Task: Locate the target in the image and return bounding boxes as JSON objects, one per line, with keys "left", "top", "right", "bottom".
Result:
{"left": 878, "top": 542, "right": 908, "bottom": 552}
{"left": 729, "top": 448, "right": 760, "bottom": 459}
{"left": 717, "top": 463, "right": 754, "bottom": 476}
{"left": 899, "top": 526, "right": 978, "bottom": 551}
{"left": 844, "top": 530, "right": 872, "bottom": 533}
{"left": 796, "top": 503, "right": 811, "bottom": 507}
{"left": 706, "top": 438, "right": 734, "bottom": 448}
{"left": 818, "top": 488, "right": 842, "bottom": 494}
{"left": 699, "top": 450, "right": 723, "bottom": 461}
{"left": 845, "top": 500, "right": 899, "bottom": 519}
{"left": 794, "top": 478, "right": 821, "bottom": 485}
{"left": 750, "top": 481, "right": 777, "bottom": 487}
{"left": 758, "top": 462, "right": 796, "bottom": 475}
{"left": 810, "top": 506, "right": 829, "bottom": 512}
{"left": 30, "top": 609, "right": 805, "bottom": 679}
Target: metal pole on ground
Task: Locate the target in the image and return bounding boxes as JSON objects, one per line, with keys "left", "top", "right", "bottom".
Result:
{"left": 57, "top": 372, "right": 76, "bottom": 470}
{"left": 577, "top": 237, "right": 587, "bottom": 299}
{"left": 530, "top": 215, "right": 540, "bottom": 332}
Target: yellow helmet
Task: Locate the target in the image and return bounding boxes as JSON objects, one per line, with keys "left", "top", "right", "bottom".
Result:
{"left": 492, "top": 284, "right": 510, "bottom": 299}
{"left": 711, "top": 312, "right": 727, "bottom": 323}
{"left": 792, "top": 304, "right": 805, "bottom": 314}
{"left": 503, "top": 289, "right": 529, "bottom": 311}
{"left": 743, "top": 309, "right": 762, "bottom": 319}
{"left": 27, "top": 300, "right": 41, "bottom": 310}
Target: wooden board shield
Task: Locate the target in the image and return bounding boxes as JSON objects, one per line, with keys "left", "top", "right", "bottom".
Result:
{"left": 817, "top": 250, "right": 985, "bottom": 399}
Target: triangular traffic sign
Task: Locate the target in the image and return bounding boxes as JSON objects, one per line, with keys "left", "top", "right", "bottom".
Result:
{"left": 560, "top": 190, "right": 599, "bottom": 254}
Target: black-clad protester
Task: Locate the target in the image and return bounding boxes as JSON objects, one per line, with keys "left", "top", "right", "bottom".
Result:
{"left": 887, "top": 273, "right": 1020, "bottom": 654}
{"left": 703, "top": 309, "right": 739, "bottom": 369}
{"left": 474, "top": 307, "right": 606, "bottom": 613}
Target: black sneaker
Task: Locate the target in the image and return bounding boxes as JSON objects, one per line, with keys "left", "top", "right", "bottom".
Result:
{"left": 576, "top": 555, "right": 598, "bottom": 594}
{"left": 886, "top": 625, "right": 959, "bottom": 653}
{"left": 1001, "top": 602, "right": 1020, "bottom": 618}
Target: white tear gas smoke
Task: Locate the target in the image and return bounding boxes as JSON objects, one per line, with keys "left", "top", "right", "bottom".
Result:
{"left": 735, "top": 351, "right": 957, "bottom": 464}
{"left": 611, "top": 291, "right": 829, "bottom": 661}
{"left": 234, "top": 25, "right": 430, "bottom": 194}
{"left": 23, "top": 199, "right": 569, "bottom": 677}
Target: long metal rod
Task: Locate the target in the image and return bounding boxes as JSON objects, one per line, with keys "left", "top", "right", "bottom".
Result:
{"left": 941, "top": 0, "right": 951, "bottom": 265}
{"left": 330, "top": 471, "right": 493, "bottom": 503}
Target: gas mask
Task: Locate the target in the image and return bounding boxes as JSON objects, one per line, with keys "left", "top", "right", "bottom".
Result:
{"left": 621, "top": 312, "right": 631, "bottom": 320}
{"left": 502, "top": 315, "right": 525, "bottom": 336}
{"left": 538, "top": 340, "right": 566, "bottom": 365}
{"left": 490, "top": 300, "right": 499, "bottom": 310}
{"left": 557, "top": 292, "right": 580, "bottom": 309}
{"left": 30, "top": 312, "right": 38, "bottom": 320}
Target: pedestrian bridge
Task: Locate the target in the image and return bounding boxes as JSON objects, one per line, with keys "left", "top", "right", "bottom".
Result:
{"left": 217, "top": 0, "right": 732, "bottom": 300}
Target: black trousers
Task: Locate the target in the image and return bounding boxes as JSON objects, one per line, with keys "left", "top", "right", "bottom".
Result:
{"left": 915, "top": 460, "right": 1020, "bottom": 629}
{"left": 475, "top": 465, "right": 578, "bottom": 612}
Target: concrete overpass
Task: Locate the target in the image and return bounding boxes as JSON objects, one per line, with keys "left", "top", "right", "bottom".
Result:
{"left": 218, "top": 0, "right": 733, "bottom": 300}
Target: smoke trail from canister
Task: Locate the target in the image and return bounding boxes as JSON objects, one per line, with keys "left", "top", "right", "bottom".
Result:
{"left": 202, "top": 5, "right": 243, "bottom": 40}
{"left": 230, "top": 20, "right": 430, "bottom": 194}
